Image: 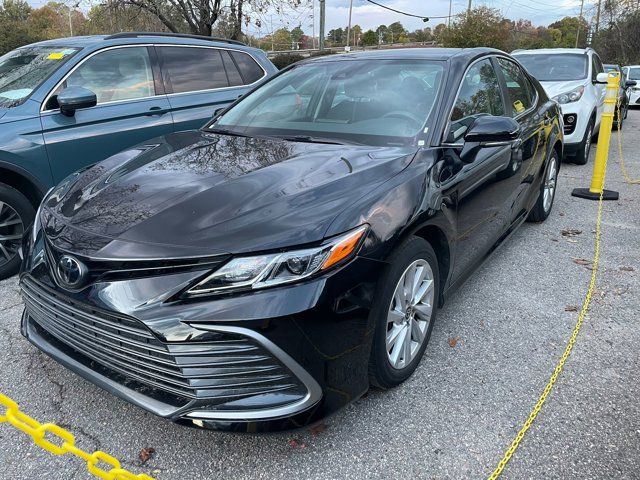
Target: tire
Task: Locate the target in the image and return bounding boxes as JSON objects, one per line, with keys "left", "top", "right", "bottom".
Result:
{"left": 0, "top": 183, "right": 34, "bottom": 280}
{"left": 572, "top": 119, "right": 594, "bottom": 165}
{"left": 527, "top": 150, "right": 559, "bottom": 223}
{"left": 368, "top": 236, "right": 440, "bottom": 389}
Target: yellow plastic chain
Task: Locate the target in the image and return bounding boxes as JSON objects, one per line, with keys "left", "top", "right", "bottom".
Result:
{"left": 0, "top": 392, "right": 155, "bottom": 480}
{"left": 488, "top": 126, "right": 610, "bottom": 479}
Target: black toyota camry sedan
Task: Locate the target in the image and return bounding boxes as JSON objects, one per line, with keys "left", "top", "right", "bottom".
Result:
{"left": 20, "top": 48, "right": 562, "bottom": 432}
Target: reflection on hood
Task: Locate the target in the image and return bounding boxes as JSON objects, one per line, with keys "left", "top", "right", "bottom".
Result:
{"left": 43, "top": 130, "right": 417, "bottom": 259}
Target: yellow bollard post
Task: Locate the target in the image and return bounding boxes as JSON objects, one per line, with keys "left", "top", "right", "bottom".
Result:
{"left": 572, "top": 71, "right": 620, "bottom": 201}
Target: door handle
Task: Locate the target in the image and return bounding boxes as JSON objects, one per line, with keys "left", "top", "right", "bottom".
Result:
{"left": 146, "top": 106, "right": 166, "bottom": 117}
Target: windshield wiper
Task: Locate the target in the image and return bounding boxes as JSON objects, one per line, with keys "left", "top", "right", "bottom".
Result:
{"left": 273, "top": 135, "right": 359, "bottom": 145}
{"left": 205, "top": 127, "right": 250, "bottom": 138}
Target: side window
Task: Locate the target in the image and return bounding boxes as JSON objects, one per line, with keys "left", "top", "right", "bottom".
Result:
{"left": 447, "top": 58, "right": 504, "bottom": 143}
{"left": 229, "top": 51, "right": 265, "bottom": 84}
{"left": 160, "top": 47, "right": 228, "bottom": 94}
{"left": 58, "top": 47, "right": 155, "bottom": 105}
{"left": 221, "top": 50, "right": 243, "bottom": 87}
{"left": 497, "top": 58, "right": 534, "bottom": 115}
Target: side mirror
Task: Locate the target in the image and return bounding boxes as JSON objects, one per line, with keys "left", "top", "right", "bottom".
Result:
{"left": 57, "top": 86, "right": 97, "bottom": 116}
{"left": 460, "top": 116, "right": 520, "bottom": 163}
{"left": 626, "top": 79, "right": 637, "bottom": 88}
{"left": 595, "top": 72, "right": 610, "bottom": 84}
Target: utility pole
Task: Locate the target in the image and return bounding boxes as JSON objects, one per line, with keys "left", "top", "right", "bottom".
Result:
{"left": 68, "top": 2, "right": 79, "bottom": 36}
{"left": 346, "top": 0, "right": 354, "bottom": 49}
{"left": 319, "top": 0, "right": 326, "bottom": 51}
{"left": 575, "top": 0, "right": 585, "bottom": 48}
{"left": 312, "top": 0, "right": 316, "bottom": 50}
{"left": 448, "top": 0, "right": 453, "bottom": 27}
{"left": 467, "top": 0, "right": 471, "bottom": 12}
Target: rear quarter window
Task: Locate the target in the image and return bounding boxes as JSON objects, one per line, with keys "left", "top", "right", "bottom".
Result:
{"left": 230, "top": 51, "right": 265, "bottom": 84}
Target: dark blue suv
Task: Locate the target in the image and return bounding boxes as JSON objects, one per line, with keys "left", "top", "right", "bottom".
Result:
{"left": 0, "top": 32, "right": 276, "bottom": 278}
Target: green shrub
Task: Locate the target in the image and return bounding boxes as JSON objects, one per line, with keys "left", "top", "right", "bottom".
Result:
{"left": 271, "top": 54, "right": 305, "bottom": 69}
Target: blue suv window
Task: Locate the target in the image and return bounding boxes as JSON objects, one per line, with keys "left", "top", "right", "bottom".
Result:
{"left": 50, "top": 47, "right": 155, "bottom": 106}
{"left": 159, "top": 46, "right": 228, "bottom": 94}
{"left": 0, "top": 46, "right": 79, "bottom": 108}
{"left": 229, "top": 51, "right": 265, "bottom": 84}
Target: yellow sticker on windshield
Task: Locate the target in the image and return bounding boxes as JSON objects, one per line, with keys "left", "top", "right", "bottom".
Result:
{"left": 47, "top": 52, "right": 65, "bottom": 60}
{"left": 514, "top": 100, "right": 525, "bottom": 113}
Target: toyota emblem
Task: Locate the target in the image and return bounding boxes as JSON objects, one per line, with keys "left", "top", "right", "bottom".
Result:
{"left": 56, "top": 255, "right": 88, "bottom": 289}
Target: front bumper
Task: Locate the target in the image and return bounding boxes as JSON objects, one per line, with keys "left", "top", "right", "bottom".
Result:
{"left": 20, "top": 246, "right": 384, "bottom": 431}
{"left": 558, "top": 103, "right": 588, "bottom": 148}
{"left": 630, "top": 89, "right": 640, "bottom": 105}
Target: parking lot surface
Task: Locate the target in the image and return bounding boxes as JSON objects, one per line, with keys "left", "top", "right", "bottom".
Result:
{"left": 1, "top": 112, "right": 639, "bottom": 480}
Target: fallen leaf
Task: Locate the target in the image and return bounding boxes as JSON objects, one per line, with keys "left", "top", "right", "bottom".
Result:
{"left": 288, "top": 438, "right": 306, "bottom": 449}
{"left": 309, "top": 422, "right": 326, "bottom": 436}
{"left": 565, "top": 305, "right": 579, "bottom": 312}
{"left": 559, "top": 212, "right": 565, "bottom": 216}
{"left": 138, "top": 447, "right": 155, "bottom": 464}
{"left": 551, "top": 238, "right": 559, "bottom": 242}
{"left": 561, "top": 229, "right": 582, "bottom": 237}
{"left": 619, "top": 266, "right": 635, "bottom": 272}
{"left": 571, "top": 258, "right": 593, "bottom": 270}
{"left": 448, "top": 337, "right": 459, "bottom": 348}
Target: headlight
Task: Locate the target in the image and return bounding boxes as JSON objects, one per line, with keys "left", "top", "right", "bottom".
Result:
{"left": 553, "top": 86, "right": 585, "bottom": 104}
{"left": 187, "top": 225, "right": 368, "bottom": 296}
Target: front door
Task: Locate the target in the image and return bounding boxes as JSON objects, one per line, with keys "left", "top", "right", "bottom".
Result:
{"left": 40, "top": 46, "right": 174, "bottom": 183}
{"left": 442, "top": 57, "right": 518, "bottom": 284}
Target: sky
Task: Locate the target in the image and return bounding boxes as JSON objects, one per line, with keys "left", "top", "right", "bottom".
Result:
{"left": 245, "top": 0, "right": 595, "bottom": 37}
{"left": 24, "top": 0, "right": 595, "bottom": 37}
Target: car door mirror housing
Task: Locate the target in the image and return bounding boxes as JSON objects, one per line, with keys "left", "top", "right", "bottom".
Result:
{"left": 595, "top": 72, "right": 610, "bottom": 84}
{"left": 57, "top": 87, "right": 97, "bottom": 116}
{"left": 625, "top": 79, "right": 637, "bottom": 88}
{"left": 460, "top": 116, "right": 520, "bottom": 163}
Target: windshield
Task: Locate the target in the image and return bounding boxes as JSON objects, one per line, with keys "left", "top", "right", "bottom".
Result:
{"left": 626, "top": 67, "right": 640, "bottom": 80}
{"left": 0, "top": 46, "right": 80, "bottom": 108}
{"left": 514, "top": 53, "right": 588, "bottom": 81}
{"left": 210, "top": 59, "right": 445, "bottom": 146}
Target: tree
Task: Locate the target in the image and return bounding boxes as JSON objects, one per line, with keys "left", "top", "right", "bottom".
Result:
{"left": 0, "top": 0, "right": 34, "bottom": 54}
{"left": 387, "top": 21, "right": 407, "bottom": 43}
{"left": 290, "top": 24, "right": 304, "bottom": 48}
{"left": 327, "top": 27, "right": 344, "bottom": 45}
{"left": 361, "top": 29, "right": 377, "bottom": 46}
{"left": 439, "top": 7, "right": 511, "bottom": 51}
{"left": 271, "top": 27, "right": 292, "bottom": 50}
{"left": 548, "top": 16, "right": 589, "bottom": 48}
{"left": 410, "top": 27, "right": 432, "bottom": 43}
{"left": 592, "top": 0, "right": 640, "bottom": 64}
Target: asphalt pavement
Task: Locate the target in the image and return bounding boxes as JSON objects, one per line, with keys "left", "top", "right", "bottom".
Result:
{"left": 1, "top": 111, "right": 639, "bottom": 480}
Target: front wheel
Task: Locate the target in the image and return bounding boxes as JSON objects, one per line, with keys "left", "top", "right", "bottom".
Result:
{"left": 0, "top": 183, "right": 34, "bottom": 279}
{"left": 368, "top": 236, "right": 440, "bottom": 389}
{"left": 527, "top": 151, "right": 559, "bottom": 223}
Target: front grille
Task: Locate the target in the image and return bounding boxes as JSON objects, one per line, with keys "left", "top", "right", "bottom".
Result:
{"left": 21, "top": 276, "right": 307, "bottom": 408}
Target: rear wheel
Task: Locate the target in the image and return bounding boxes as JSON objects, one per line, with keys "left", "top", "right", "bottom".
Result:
{"left": 573, "top": 120, "right": 593, "bottom": 165}
{"left": 0, "top": 183, "right": 33, "bottom": 280}
{"left": 368, "top": 237, "right": 439, "bottom": 389}
{"left": 527, "top": 151, "right": 559, "bottom": 223}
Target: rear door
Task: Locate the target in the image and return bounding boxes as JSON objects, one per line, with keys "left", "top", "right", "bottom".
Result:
{"left": 40, "top": 45, "right": 174, "bottom": 183}
{"left": 156, "top": 46, "right": 267, "bottom": 132}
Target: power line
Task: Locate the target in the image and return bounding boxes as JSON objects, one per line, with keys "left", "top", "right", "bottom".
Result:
{"left": 364, "top": 0, "right": 452, "bottom": 20}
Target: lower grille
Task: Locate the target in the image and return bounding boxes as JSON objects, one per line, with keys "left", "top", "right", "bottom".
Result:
{"left": 21, "top": 276, "right": 308, "bottom": 408}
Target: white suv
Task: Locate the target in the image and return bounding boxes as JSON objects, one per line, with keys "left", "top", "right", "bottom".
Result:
{"left": 622, "top": 65, "right": 640, "bottom": 107}
{"left": 513, "top": 48, "right": 608, "bottom": 165}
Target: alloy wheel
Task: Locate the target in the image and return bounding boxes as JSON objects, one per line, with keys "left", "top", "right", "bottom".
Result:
{"left": 543, "top": 156, "right": 558, "bottom": 213}
{"left": 0, "top": 201, "right": 24, "bottom": 268}
{"left": 386, "top": 259, "right": 435, "bottom": 370}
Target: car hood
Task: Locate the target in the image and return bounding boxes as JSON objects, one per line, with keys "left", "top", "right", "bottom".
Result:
{"left": 42, "top": 130, "right": 416, "bottom": 259}
{"left": 539, "top": 80, "right": 586, "bottom": 99}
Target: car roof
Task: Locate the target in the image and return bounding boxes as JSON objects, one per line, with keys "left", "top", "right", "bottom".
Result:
{"left": 21, "top": 33, "right": 258, "bottom": 53}
{"left": 512, "top": 48, "right": 590, "bottom": 56}
{"left": 305, "top": 47, "right": 504, "bottom": 63}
